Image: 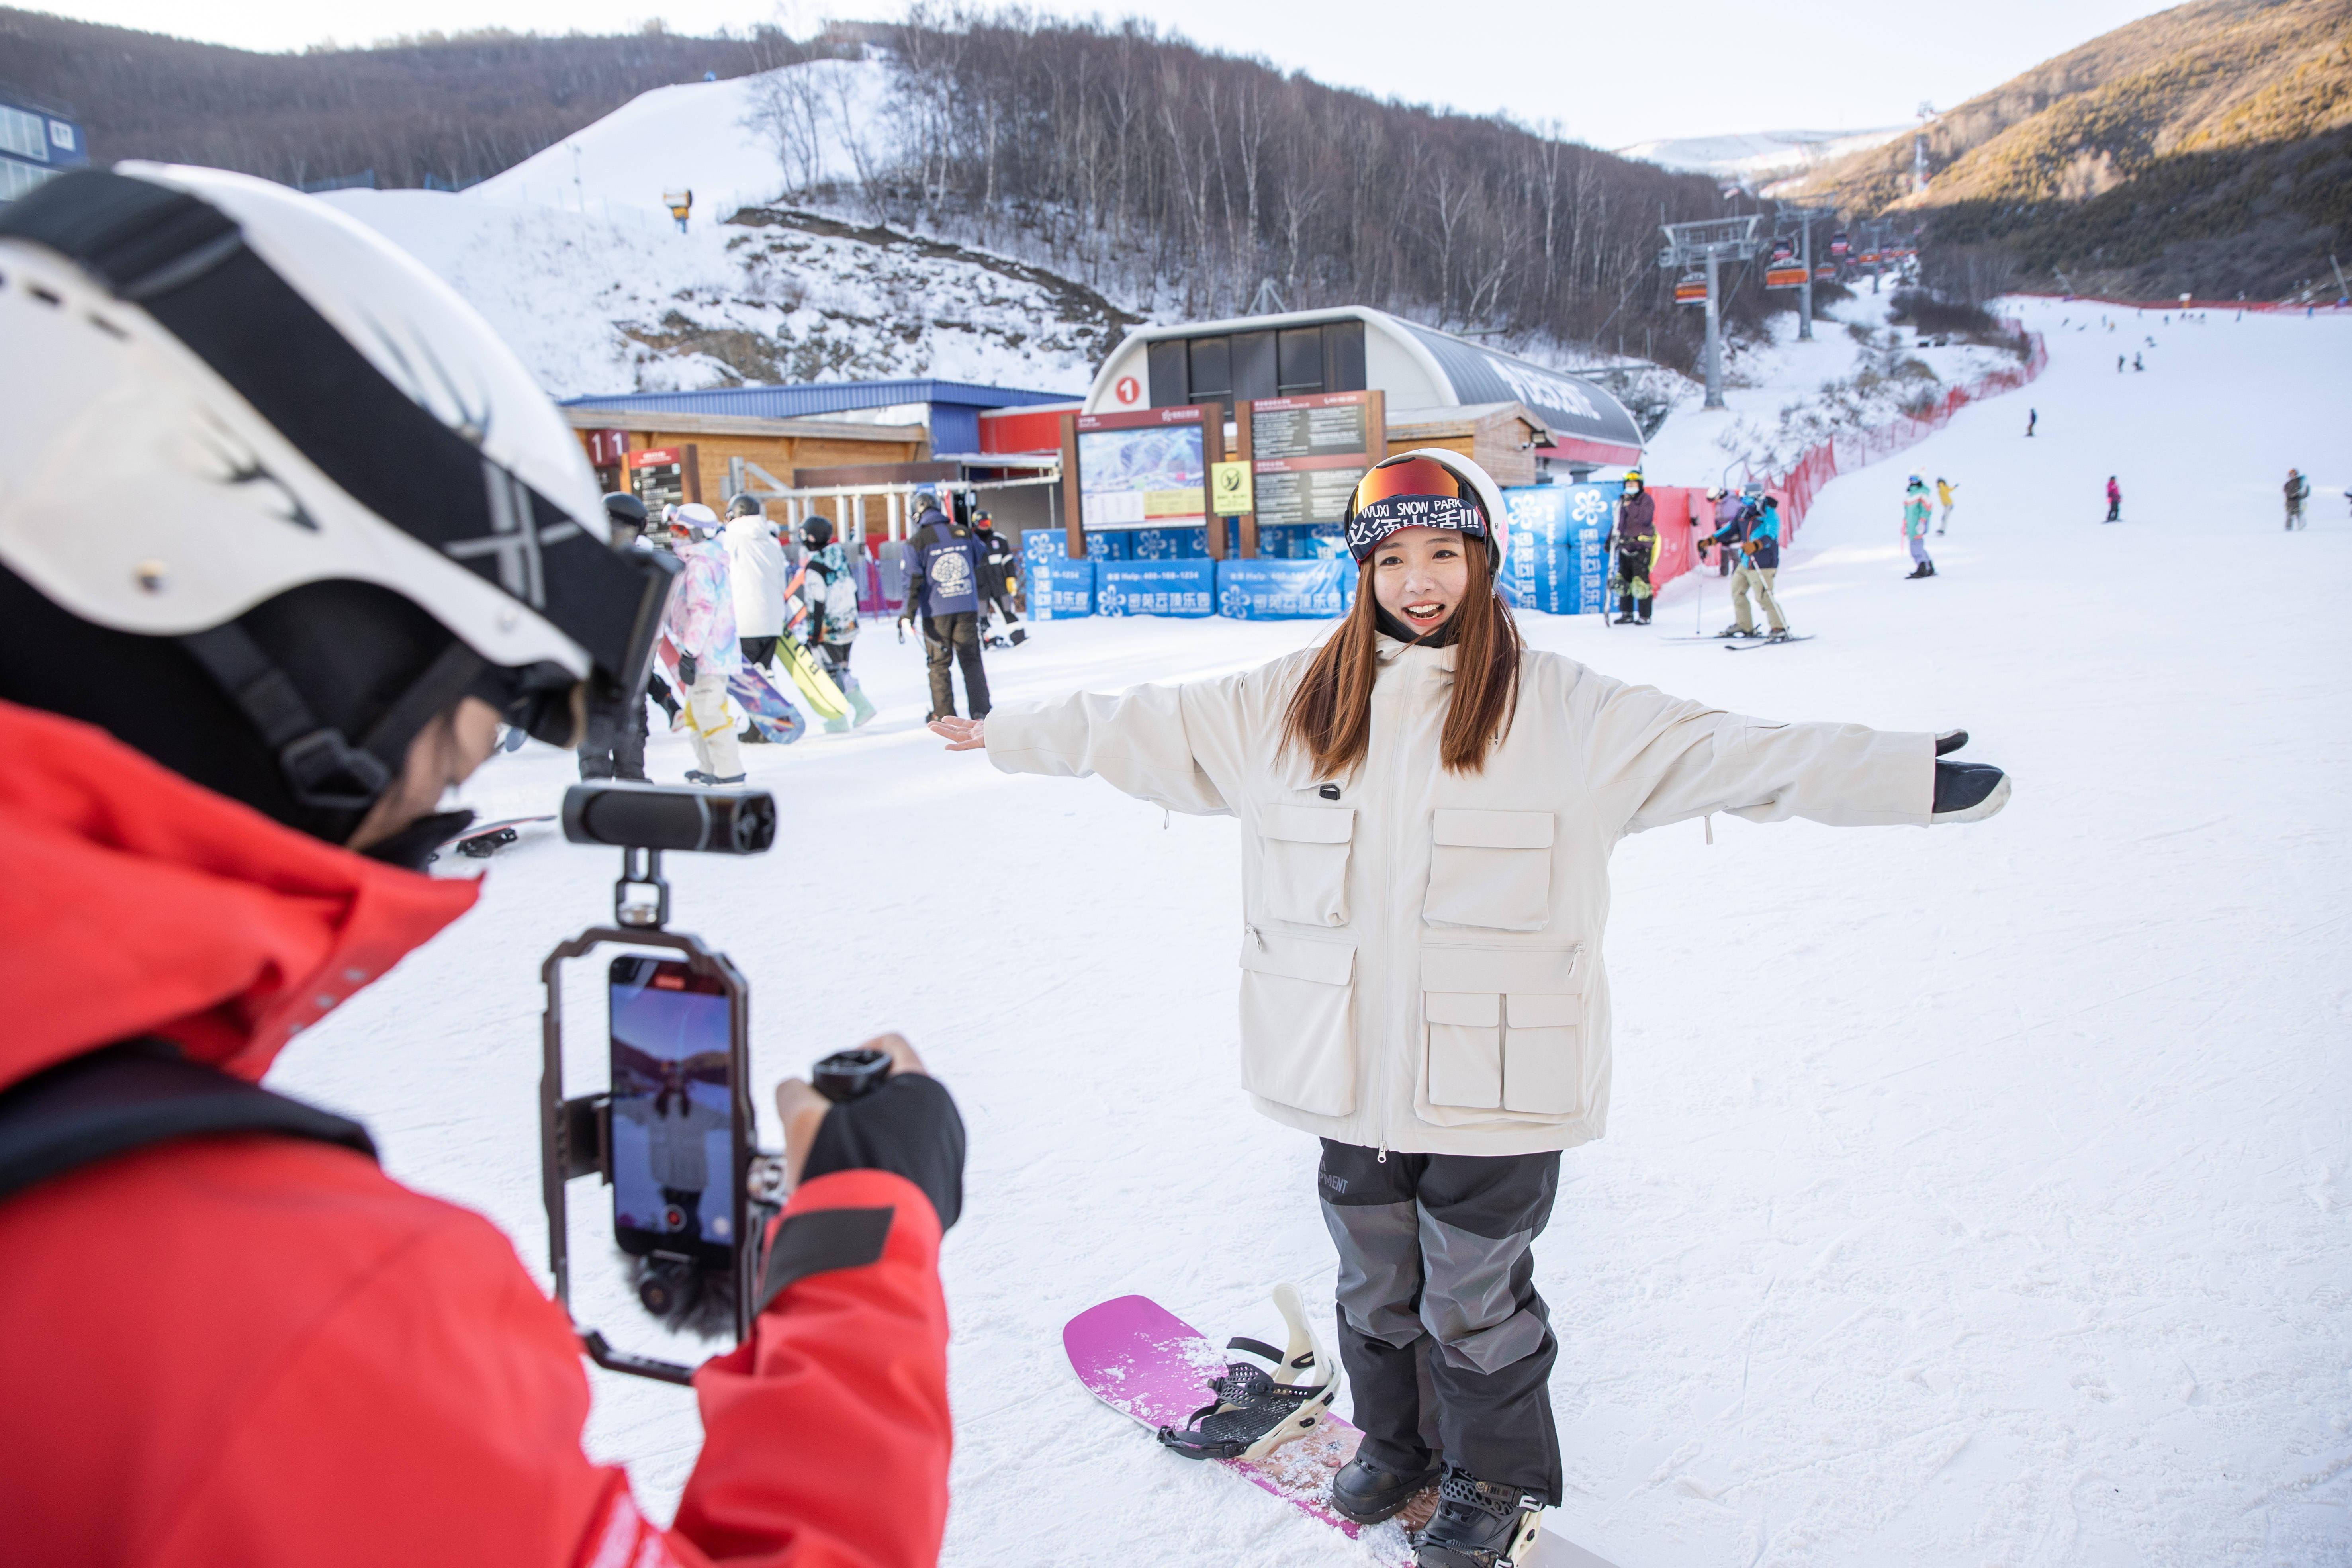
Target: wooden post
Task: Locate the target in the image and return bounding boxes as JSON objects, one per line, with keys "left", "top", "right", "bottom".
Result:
{"left": 1199, "top": 401, "right": 1227, "bottom": 561}
{"left": 1365, "top": 389, "right": 1388, "bottom": 465}
{"left": 683, "top": 442, "right": 703, "bottom": 505}
{"left": 1233, "top": 398, "right": 1258, "bottom": 559}
{"left": 1059, "top": 412, "right": 1085, "bottom": 559}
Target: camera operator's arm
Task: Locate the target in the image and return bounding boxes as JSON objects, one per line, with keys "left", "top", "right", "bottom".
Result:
{"left": 668, "top": 1034, "right": 961, "bottom": 1568}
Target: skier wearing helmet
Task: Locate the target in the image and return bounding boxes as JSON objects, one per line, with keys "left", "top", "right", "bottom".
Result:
{"left": 1606, "top": 470, "right": 1659, "bottom": 625}
{"left": 929, "top": 448, "right": 2011, "bottom": 1567}
{"left": 1902, "top": 476, "right": 1937, "bottom": 578}
{"left": 0, "top": 166, "right": 963, "bottom": 1567}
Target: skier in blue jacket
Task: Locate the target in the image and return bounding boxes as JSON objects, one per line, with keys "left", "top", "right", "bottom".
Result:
{"left": 1701, "top": 487, "right": 1789, "bottom": 638}
{"left": 900, "top": 491, "right": 993, "bottom": 720}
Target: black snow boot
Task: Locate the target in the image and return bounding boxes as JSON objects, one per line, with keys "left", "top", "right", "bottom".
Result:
{"left": 1637, "top": 601, "right": 1653, "bottom": 624}
{"left": 1612, "top": 593, "right": 1636, "bottom": 624}
{"left": 1904, "top": 562, "right": 1930, "bottom": 580}
{"left": 1332, "top": 1453, "right": 1443, "bottom": 1526}
{"left": 1414, "top": 1466, "right": 1544, "bottom": 1568}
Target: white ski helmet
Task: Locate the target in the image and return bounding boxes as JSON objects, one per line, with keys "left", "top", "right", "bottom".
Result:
{"left": 0, "top": 165, "right": 673, "bottom": 844}
{"left": 1341, "top": 448, "right": 1511, "bottom": 580}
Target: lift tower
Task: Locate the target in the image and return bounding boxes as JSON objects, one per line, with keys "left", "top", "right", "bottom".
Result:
{"left": 1660, "top": 215, "right": 1763, "bottom": 410}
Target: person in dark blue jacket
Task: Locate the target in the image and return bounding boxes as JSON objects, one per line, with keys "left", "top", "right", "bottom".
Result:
{"left": 1700, "top": 487, "right": 1789, "bottom": 638}
{"left": 900, "top": 490, "right": 992, "bottom": 720}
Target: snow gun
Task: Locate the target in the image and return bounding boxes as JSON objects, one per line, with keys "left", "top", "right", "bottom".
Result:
{"left": 539, "top": 783, "right": 792, "bottom": 1384}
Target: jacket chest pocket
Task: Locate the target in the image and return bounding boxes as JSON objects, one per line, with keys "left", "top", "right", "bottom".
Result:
{"left": 1258, "top": 804, "right": 1355, "bottom": 927}
{"left": 1424, "top": 809, "right": 1554, "bottom": 932}
{"left": 1238, "top": 930, "right": 1357, "bottom": 1116}
{"left": 1420, "top": 944, "right": 1585, "bottom": 1119}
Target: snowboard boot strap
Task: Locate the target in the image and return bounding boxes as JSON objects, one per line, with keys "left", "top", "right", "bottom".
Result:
{"left": 1414, "top": 1467, "right": 1545, "bottom": 1568}
{"left": 1154, "top": 1282, "right": 1339, "bottom": 1462}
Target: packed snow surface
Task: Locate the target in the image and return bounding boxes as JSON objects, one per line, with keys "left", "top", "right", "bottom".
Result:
{"left": 272, "top": 300, "right": 2352, "bottom": 1566}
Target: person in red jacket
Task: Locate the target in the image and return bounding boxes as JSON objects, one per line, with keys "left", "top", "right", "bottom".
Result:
{"left": 0, "top": 164, "right": 963, "bottom": 1566}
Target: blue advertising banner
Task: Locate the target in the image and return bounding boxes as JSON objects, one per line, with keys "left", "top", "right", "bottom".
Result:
{"left": 1096, "top": 558, "right": 1216, "bottom": 618}
{"left": 1501, "top": 483, "right": 1616, "bottom": 614}
{"left": 1216, "top": 557, "right": 1358, "bottom": 619}
{"left": 1021, "top": 529, "right": 1094, "bottom": 619}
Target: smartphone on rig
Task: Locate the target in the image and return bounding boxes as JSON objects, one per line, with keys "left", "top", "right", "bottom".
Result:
{"left": 607, "top": 955, "right": 745, "bottom": 1311}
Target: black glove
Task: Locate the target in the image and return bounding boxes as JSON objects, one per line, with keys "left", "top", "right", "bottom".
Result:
{"left": 677, "top": 652, "right": 697, "bottom": 685}
{"left": 802, "top": 1073, "right": 966, "bottom": 1229}
{"left": 1932, "top": 760, "right": 2008, "bottom": 822}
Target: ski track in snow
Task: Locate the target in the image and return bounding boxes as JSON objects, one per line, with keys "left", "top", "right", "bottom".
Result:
{"left": 266, "top": 301, "right": 2352, "bottom": 1566}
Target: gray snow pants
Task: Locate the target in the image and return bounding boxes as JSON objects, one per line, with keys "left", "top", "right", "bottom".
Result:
{"left": 1318, "top": 1140, "right": 1562, "bottom": 1503}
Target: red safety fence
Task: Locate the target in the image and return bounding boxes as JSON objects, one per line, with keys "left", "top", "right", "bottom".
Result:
{"left": 1748, "top": 323, "right": 2048, "bottom": 536}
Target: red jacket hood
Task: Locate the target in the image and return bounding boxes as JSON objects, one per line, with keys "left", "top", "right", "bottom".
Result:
{"left": 0, "top": 700, "right": 478, "bottom": 1088}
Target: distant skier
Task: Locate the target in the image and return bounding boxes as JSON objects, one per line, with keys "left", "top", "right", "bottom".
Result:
{"left": 2133, "top": 352, "right": 2144, "bottom": 372}
{"left": 902, "top": 490, "right": 992, "bottom": 722}
{"left": 1709, "top": 484, "right": 1741, "bottom": 575}
{"left": 2118, "top": 354, "right": 2126, "bottom": 373}
{"left": 1935, "top": 477, "right": 1958, "bottom": 535}
{"left": 1702, "top": 485, "right": 1789, "bottom": 635}
{"left": 929, "top": 448, "right": 2010, "bottom": 1568}
{"left": 798, "top": 515, "right": 879, "bottom": 730}
{"left": 663, "top": 503, "right": 746, "bottom": 785}
{"left": 2105, "top": 476, "right": 2123, "bottom": 523}
{"left": 2026, "top": 407, "right": 2037, "bottom": 437}
{"left": 2284, "top": 468, "right": 2311, "bottom": 531}
{"left": 1902, "top": 476, "right": 1937, "bottom": 577}
{"left": 1607, "top": 469, "right": 1659, "bottom": 624}
{"left": 972, "top": 508, "right": 1027, "bottom": 646}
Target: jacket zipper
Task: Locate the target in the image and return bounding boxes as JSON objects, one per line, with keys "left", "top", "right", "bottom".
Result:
{"left": 1376, "top": 658, "right": 1421, "bottom": 1165}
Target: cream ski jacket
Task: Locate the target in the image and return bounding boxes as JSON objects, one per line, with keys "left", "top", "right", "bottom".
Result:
{"left": 986, "top": 638, "right": 1935, "bottom": 1157}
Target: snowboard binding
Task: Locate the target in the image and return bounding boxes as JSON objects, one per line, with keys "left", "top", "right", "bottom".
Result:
{"left": 1154, "top": 1282, "right": 1340, "bottom": 1463}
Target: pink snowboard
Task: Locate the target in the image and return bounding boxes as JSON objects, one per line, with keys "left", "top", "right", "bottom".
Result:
{"left": 1063, "top": 1295, "right": 1618, "bottom": 1567}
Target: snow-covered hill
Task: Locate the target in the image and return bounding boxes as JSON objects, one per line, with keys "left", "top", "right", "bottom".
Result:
{"left": 1618, "top": 127, "right": 1908, "bottom": 186}
{"left": 274, "top": 300, "right": 2352, "bottom": 1566}
{"left": 321, "top": 58, "right": 1131, "bottom": 397}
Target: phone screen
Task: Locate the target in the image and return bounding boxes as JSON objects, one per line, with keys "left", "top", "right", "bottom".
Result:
{"left": 608, "top": 955, "right": 739, "bottom": 1265}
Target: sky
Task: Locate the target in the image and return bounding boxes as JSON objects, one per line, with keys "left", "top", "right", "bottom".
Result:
{"left": 50, "top": 0, "right": 2188, "bottom": 147}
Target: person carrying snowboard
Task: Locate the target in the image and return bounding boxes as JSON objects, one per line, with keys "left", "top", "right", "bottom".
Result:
{"left": 1701, "top": 485, "right": 1789, "bottom": 636}
{"left": 1606, "top": 470, "right": 1659, "bottom": 625}
{"left": 2105, "top": 475, "right": 2123, "bottom": 523}
{"left": 798, "top": 515, "right": 879, "bottom": 730}
{"left": 902, "top": 490, "right": 992, "bottom": 722}
{"left": 724, "top": 493, "right": 789, "bottom": 744}
{"left": 972, "top": 508, "right": 1027, "bottom": 646}
{"left": 929, "top": 449, "right": 2010, "bottom": 1568}
{"left": 1902, "top": 476, "right": 1936, "bottom": 577}
{"left": 0, "top": 163, "right": 965, "bottom": 1568}
{"left": 2284, "top": 468, "right": 2311, "bottom": 531}
{"left": 662, "top": 503, "right": 747, "bottom": 784}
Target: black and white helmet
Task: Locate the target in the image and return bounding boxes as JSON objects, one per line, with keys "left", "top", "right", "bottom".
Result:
{"left": 0, "top": 165, "right": 673, "bottom": 844}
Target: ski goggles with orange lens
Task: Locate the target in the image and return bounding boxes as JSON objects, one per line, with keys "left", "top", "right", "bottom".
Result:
{"left": 1342, "top": 455, "right": 1487, "bottom": 563}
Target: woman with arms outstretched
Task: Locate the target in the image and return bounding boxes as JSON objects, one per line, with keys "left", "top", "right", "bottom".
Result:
{"left": 932, "top": 451, "right": 2008, "bottom": 1568}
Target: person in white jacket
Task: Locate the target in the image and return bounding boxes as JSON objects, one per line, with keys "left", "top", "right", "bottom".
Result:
{"left": 931, "top": 450, "right": 2010, "bottom": 1568}
{"left": 724, "top": 495, "right": 788, "bottom": 703}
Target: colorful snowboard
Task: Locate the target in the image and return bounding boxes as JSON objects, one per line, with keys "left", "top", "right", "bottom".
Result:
{"left": 728, "top": 666, "right": 807, "bottom": 743}
{"left": 776, "top": 638, "right": 849, "bottom": 721}
{"left": 1064, "top": 1296, "right": 1618, "bottom": 1568}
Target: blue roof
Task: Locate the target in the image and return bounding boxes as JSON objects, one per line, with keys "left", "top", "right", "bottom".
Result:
{"left": 559, "top": 379, "right": 1076, "bottom": 421}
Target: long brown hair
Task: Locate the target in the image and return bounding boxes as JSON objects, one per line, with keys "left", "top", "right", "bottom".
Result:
{"left": 1278, "top": 545, "right": 1524, "bottom": 779}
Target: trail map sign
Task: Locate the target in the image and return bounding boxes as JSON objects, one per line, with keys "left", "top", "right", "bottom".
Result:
{"left": 1249, "top": 391, "right": 1380, "bottom": 530}
{"left": 1076, "top": 407, "right": 1208, "bottom": 531}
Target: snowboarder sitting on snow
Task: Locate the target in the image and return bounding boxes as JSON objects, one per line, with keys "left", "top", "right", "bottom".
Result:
{"left": 901, "top": 489, "right": 993, "bottom": 722}
{"left": 1606, "top": 469, "right": 1659, "bottom": 624}
{"left": 1702, "top": 485, "right": 1790, "bottom": 636}
{"left": 1902, "top": 476, "right": 1937, "bottom": 578}
{"left": 0, "top": 164, "right": 966, "bottom": 1568}
{"left": 929, "top": 448, "right": 2009, "bottom": 1568}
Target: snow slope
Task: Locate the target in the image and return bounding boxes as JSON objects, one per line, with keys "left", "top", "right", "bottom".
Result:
{"left": 318, "top": 59, "right": 1124, "bottom": 397}
{"left": 270, "top": 300, "right": 2352, "bottom": 1566}
{"left": 1617, "top": 128, "right": 1908, "bottom": 185}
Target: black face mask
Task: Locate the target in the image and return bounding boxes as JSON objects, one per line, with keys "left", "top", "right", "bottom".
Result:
{"left": 1374, "top": 603, "right": 1464, "bottom": 648}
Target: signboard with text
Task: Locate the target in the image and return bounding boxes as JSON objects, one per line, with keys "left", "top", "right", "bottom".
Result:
{"left": 1248, "top": 390, "right": 1378, "bottom": 531}
{"left": 1076, "top": 406, "right": 1207, "bottom": 532}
